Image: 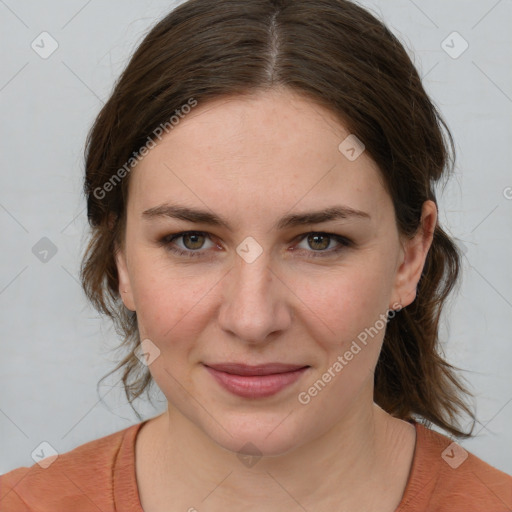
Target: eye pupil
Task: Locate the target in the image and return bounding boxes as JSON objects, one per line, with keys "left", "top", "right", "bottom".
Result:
{"left": 308, "top": 233, "right": 329, "bottom": 251}
{"left": 183, "top": 233, "right": 205, "bottom": 250}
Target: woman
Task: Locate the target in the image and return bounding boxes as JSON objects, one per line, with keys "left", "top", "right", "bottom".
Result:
{"left": 1, "top": 0, "right": 511, "bottom": 510}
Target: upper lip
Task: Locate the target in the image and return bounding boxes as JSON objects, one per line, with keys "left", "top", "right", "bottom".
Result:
{"left": 204, "top": 363, "right": 309, "bottom": 376}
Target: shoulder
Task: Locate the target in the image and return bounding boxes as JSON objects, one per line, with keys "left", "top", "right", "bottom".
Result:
{"left": 0, "top": 421, "right": 144, "bottom": 512}
{"left": 398, "top": 421, "right": 512, "bottom": 512}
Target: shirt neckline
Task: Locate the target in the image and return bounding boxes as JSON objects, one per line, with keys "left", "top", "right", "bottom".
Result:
{"left": 395, "top": 419, "right": 437, "bottom": 510}
{"left": 114, "top": 418, "right": 430, "bottom": 511}
{"left": 113, "top": 419, "right": 148, "bottom": 512}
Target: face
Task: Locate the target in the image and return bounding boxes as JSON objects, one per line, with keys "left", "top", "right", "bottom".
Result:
{"left": 116, "top": 88, "right": 434, "bottom": 456}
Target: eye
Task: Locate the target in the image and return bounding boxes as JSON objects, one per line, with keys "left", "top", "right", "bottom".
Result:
{"left": 294, "top": 232, "right": 352, "bottom": 258}
{"left": 159, "top": 231, "right": 352, "bottom": 259}
{"left": 161, "top": 231, "right": 216, "bottom": 258}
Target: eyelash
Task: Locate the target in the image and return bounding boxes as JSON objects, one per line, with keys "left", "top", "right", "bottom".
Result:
{"left": 159, "top": 231, "right": 352, "bottom": 259}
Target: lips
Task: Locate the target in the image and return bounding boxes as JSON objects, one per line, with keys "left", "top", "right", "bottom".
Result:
{"left": 205, "top": 363, "right": 308, "bottom": 376}
{"left": 203, "top": 363, "right": 310, "bottom": 398}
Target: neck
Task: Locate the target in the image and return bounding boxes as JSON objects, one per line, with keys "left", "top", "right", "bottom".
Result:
{"left": 141, "top": 386, "right": 415, "bottom": 511}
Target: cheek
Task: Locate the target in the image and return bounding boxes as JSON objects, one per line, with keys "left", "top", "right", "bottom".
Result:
{"left": 291, "top": 259, "right": 395, "bottom": 350}
{"left": 132, "top": 272, "right": 211, "bottom": 341}
{"left": 292, "top": 264, "right": 394, "bottom": 412}
{"left": 127, "top": 249, "right": 225, "bottom": 351}
{"left": 130, "top": 268, "right": 215, "bottom": 395}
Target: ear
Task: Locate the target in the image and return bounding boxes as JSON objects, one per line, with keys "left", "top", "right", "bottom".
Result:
{"left": 114, "top": 241, "right": 136, "bottom": 312}
{"left": 390, "top": 200, "right": 437, "bottom": 309}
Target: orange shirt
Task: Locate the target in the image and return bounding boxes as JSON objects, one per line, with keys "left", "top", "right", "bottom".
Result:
{"left": 1, "top": 420, "right": 511, "bottom": 511}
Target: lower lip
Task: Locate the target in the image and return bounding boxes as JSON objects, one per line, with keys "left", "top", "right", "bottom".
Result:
{"left": 204, "top": 366, "right": 309, "bottom": 398}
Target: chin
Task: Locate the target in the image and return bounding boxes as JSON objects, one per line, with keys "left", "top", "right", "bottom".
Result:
{"left": 205, "top": 413, "right": 308, "bottom": 459}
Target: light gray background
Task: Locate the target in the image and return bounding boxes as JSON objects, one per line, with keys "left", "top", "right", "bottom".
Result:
{"left": 1, "top": 0, "right": 511, "bottom": 475}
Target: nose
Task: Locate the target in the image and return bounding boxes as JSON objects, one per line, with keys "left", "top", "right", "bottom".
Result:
{"left": 217, "top": 250, "right": 292, "bottom": 345}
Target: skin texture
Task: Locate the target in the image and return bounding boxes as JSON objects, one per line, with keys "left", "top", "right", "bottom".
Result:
{"left": 115, "top": 88, "right": 437, "bottom": 511}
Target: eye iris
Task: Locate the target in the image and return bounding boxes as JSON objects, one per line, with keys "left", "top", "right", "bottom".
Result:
{"left": 183, "top": 233, "right": 205, "bottom": 250}
{"left": 308, "top": 234, "right": 329, "bottom": 251}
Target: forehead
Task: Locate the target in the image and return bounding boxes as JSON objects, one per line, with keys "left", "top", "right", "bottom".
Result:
{"left": 128, "top": 89, "right": 391, "bottom": 225}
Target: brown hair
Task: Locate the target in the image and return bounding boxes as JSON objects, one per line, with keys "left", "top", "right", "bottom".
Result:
{"left": 81, "top": 0, "right": 475, "bottom": 436}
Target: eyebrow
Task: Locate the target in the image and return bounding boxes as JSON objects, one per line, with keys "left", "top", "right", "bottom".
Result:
{"left": 141, "top": 204, "right": 371, "bottom": 230}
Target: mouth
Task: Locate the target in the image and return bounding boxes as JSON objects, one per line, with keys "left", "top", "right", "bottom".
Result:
{"left": 205, "top": 362, "right": 309, "bottom": 375}
{"left": 203, "top": 363, "right": 310, "bottom": 398}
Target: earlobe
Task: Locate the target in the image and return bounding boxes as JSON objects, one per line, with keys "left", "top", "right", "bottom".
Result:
{"left": 114, "top": 242, "right": 136, "bottom": 312}
{"left": 391, "top": 200, "right": 437, "bottom": 309}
